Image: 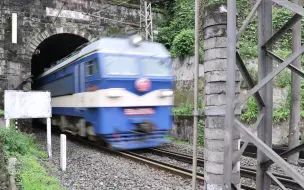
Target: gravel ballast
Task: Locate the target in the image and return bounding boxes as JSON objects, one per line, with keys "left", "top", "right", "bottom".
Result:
{"left": 160, "top": 142, "right": 304, "bottom": 177}
{"left": 33, "top": 129, "right": 203, "bottom": 190}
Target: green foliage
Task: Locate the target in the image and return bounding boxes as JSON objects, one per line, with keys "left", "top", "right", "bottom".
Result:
{"left": 172, "top": 96, "right": 204, "bottom": 146}
{"left": 273, "top": 106, "right": 290, "bottom": 124}
{"left": 165, "top": 137, "right": 190, "bottom": 145}
{"left": 240, "top": 97, "right": 258, "bottom": 123}
{"left": 274, "top": 70, "right": 291, "bottom": 88}
{"left": 272, "top": 8, "right": 293, "bottom": 50}
{"left": 156, "top": 0, "right": 196, "bottom": 58}
{"left": 241, "top": 83, "right": 304, "bottom": 124}
{"left": 173, "top": 96, "right": 203, "bottom": 115}
{"left": 238, "top": 12, "right": 258, "bottom": 59}
{"left": 172, "top": 103, "right": 194, "bottom": 115}
{"left": 275, "top": 49, "right": 304, "bottom": 67}
{"left": 0, "top": 128, "right": 62, "bottom": 190}
{"left": 207, "top": 0, "right": 226, "bottom": 4}
{"left": 0, "top": 128, "right": 34, "bottom": 158}
{"left": 198, "top": 119, "right": 204, "bottom": 147}
{"left": 238, "top": 7, "right": 299, "bottom": 61}
{"left": 18, "top": 155, "right": 63, "bottom": 190}
{"left": 171, "top": 29, "right": 195, "bottom": 58}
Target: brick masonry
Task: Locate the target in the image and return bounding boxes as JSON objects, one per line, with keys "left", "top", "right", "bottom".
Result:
{"left": 203, "top": 3, "right": 241, "bottom": 189}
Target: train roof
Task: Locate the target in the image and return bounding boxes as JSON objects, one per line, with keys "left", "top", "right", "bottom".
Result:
{"left": 36, "top": 37, "right": 171, "bottom": 79}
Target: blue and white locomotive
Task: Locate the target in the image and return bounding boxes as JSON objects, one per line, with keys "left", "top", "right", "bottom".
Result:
{"left": 34, "top": 34, "right": 174, "bottom": 150}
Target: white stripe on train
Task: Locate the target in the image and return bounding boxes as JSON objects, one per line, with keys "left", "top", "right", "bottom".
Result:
{"left": 51, "top": 88, "right": 174, "bottom": 108}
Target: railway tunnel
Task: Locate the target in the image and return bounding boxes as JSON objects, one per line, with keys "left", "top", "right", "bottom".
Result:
{"left": 29, "top": 33, "right": 89, "bottom": 129}
{"left": 31, "top": 33, "right": 89, "bottom": 80}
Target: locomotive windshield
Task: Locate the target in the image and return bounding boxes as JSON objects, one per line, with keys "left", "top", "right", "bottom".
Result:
{"left": 141, "top": 58, "right": 171, "bottom": 76}
{"left": 104, "top": 55, "right": 138, "bottom": 75}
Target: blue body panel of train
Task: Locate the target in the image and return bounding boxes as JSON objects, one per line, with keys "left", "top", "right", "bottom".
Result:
{"left": 34, "top": 37, "right": 174, "bottom": 150}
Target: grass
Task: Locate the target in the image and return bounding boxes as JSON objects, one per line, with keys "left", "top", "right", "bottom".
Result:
{"left": 165, "top": 136, "right": 190, "bottom": 145}
{"left": 165, "top": 136, "right": 204, "bottom": 147}
{"left": 18, "top": 155, "right": 63, "bottom": 190}
{"left": 0, "top": 127, "right": 63, "bottom": 190}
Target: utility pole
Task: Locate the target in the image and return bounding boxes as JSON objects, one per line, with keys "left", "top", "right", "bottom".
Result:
{"left": 140, "top": 0, "right": 153, "bottom": 41}
{"left": 288, "top": 0, "right": 302, "bottom": 165}
{"left": 191, "top": 0, "right": 200, "bottom": 188}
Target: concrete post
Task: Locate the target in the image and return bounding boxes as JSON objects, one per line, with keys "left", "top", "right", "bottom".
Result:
{"left": 203, "top": 4, "right": 241, "bottom": 189}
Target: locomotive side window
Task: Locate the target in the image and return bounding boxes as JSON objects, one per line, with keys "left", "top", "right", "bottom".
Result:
{"left": 86, "top": 60, "right": 98, "bottom": 76}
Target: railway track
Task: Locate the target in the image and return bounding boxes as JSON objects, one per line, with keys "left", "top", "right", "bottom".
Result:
{"left": 39, "top": 128, "right": 255, "bottom": 189}
{"left": 148, "top": 148, "right": 303, "bottom": 190}
{"left": 242, "top": 142, "right": 304, "bottom": 159}
{"left": 70, "top": 138, "right": 257, "bottom": 189}
{"left": 32, "top": 126, "right": 302, "bottom": 189}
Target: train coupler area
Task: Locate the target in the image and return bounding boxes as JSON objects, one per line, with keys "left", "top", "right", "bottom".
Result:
{"left": 103, "top": 130, "right": 170, "bottom": 150}
{"left": 108, "top": 138, "right": 170, "bottom": 150}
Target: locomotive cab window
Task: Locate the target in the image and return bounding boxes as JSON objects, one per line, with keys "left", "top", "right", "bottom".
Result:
{"left": 103, "top": 55, "right": 138, "bottom": 75}
{"left": 86, "top": 60, "right": 98, "bottom": 76}
{"left": 141, "top": 58, "right": 171, "bottom": 76}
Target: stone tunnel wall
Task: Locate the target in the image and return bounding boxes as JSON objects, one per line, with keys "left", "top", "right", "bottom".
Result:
{"left": 0, "top": 0, "right": 162, "bottom": 108}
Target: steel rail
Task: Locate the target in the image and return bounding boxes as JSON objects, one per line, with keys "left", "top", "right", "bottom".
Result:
{"left": 150, "top": 148, "right": 303, "bottom": 190}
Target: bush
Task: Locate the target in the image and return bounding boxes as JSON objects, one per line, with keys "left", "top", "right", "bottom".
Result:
{"left": 0, "top": 128, "right": 62, "bottom": 190}
{"left": 0, "top": 128, "right": 34, "bottom": 158}
{"left": 171, "top": 29, "right": 195, "bottom": 58}
{"left": 156, "top": 0, "right": 195, "bottom": 56}
{"left": 198, "top": 119, "right": 204, "bottom": 147}
{"left": 172, "top": 103, "right": 194, "bottom": 115}
{"left": 240, "top": 97, "right": 258, "bottom": 124}
{"left": 19, "top": 156, "right": 62, "bottom": 190}
{"left": 274, "top": 70, "right": 291, "bottom": 88}
{"left": 173, "top": 95, "right": 203, "bottom": 116}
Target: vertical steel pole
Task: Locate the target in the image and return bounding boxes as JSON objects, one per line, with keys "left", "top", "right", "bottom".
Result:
{"left": 288, "top": 0, "right": 301, "bottom": 165}
{"left": 191, "top": 0, "right": 200, "bottom": 188}
{"left": 5, "top": 119, "right": 10, "bottom": 128}
{"left": 223, "top": 0, "right": 237, "bottom": 189}
{"left": 144, "top": 0, "right": 148, "bottom": 40}
{"left": 257, "top": 0, "right": 272, "bottom": 189}
{"left": 149, "top": 3, "right": 153, "bottom": 42}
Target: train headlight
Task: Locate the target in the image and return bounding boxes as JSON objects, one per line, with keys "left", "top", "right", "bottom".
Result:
{"left": 159, "top": 90, "right": 173, "bottom": 97}
{"left": 107, "top": 88, "right": 123, "bottom": 98}
{"left": 130, "top": 34, "right": 143, "bottom": 47}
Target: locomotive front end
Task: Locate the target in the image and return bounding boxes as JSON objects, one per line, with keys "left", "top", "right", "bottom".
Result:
{"left": 96, "top": 36, "right": 174, "bottom": 150}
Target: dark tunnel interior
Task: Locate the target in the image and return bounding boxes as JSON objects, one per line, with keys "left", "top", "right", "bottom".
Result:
{"left": 31, "top": 33, "right": 89, "bottom": 80}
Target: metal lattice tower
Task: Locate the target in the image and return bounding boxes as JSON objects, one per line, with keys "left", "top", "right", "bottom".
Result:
{"left": 140, "top": 0, "right": 153, "bottom": 41}
{"left": 220, "top": 0, "right": 304, "bottom": 189}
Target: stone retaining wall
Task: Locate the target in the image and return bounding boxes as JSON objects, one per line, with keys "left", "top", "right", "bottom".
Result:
{"left": 170, "top": 116, "right": 304, "bottom": 145}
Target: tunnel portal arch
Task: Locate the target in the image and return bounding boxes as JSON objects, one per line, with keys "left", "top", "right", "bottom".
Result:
{"left": 28, "top": 27, "right": 94, "bottom": 78}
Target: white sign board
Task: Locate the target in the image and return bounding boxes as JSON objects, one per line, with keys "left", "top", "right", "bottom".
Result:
{"left": 46, "top": 7, "right": 90, "bottom": 21}
{"left": 4, "top": 90, "right": 51, "bottom": 119}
